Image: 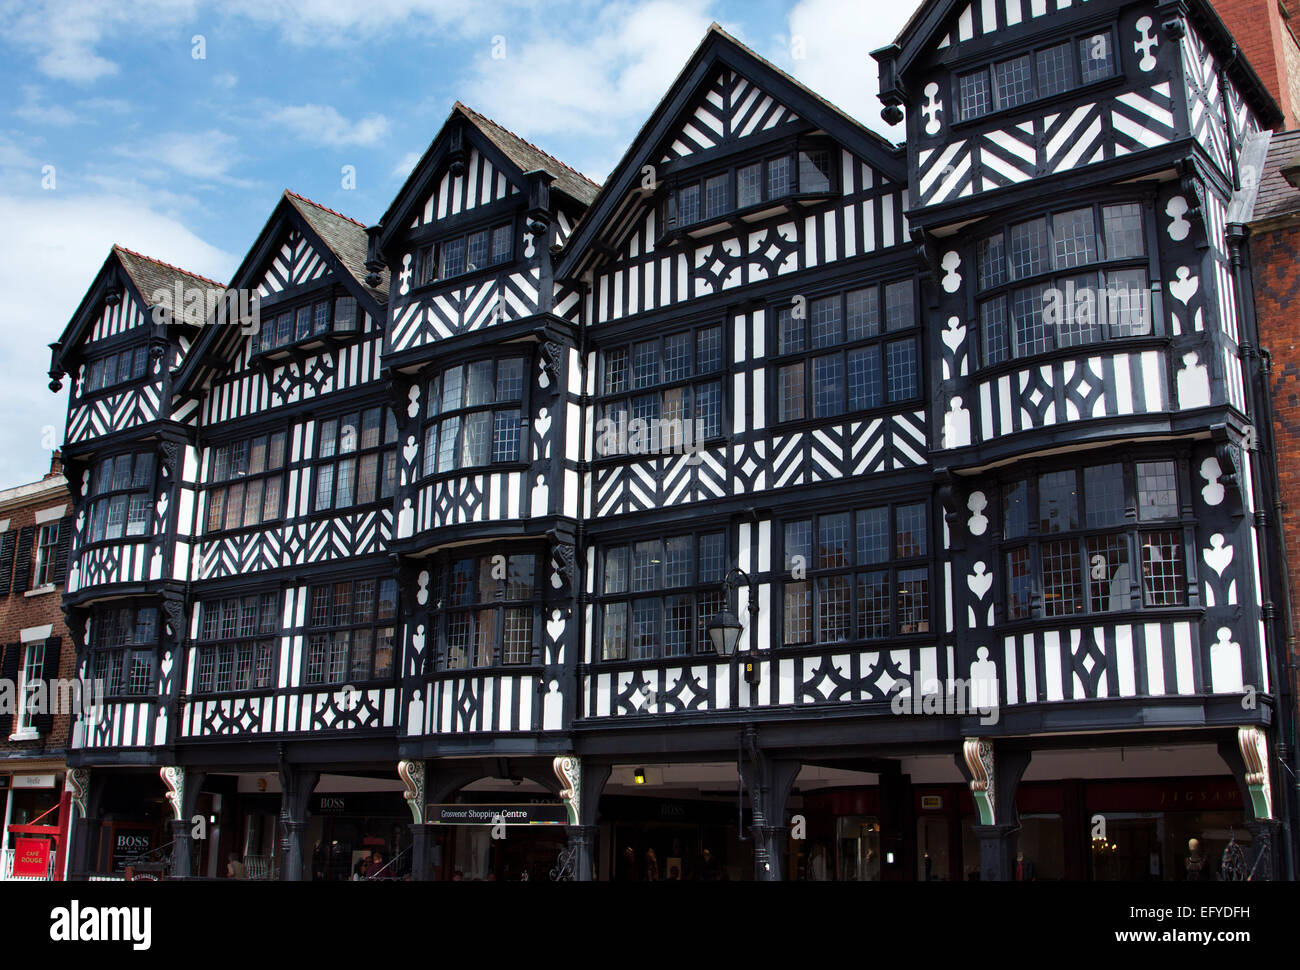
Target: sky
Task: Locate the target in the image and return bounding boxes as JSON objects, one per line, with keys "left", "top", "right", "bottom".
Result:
{"left": 0, "top": 0, "right": 912, "bottom": 487}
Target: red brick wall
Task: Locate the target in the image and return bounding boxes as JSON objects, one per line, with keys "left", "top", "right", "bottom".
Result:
{"left": 1213, "top": 0, "right": 1300, "bottom": 129}
{"left": 0, "top": 472, "right": 75, "bottom": 756}
{"left": 1251, "top": 222, "right": 1300, "bottom": 710}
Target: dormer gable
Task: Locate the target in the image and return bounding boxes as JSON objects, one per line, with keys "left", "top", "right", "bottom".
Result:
{"left": 173, "top": 190, "right": 388, "bottom": 398}
{"left": 558, "top": 24, "right": 905, "bottom": 282}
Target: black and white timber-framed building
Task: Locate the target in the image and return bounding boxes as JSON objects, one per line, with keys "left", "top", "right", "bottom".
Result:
{"left": 43, "top": 0, "right": 1298, "bottom": 882}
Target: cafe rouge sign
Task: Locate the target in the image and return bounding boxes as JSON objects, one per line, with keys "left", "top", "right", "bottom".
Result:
{"left": 428, "top": 804, "right": 567, "bottom": 825}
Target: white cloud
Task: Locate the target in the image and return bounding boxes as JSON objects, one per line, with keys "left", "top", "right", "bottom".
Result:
{"left": 116, "top": 129, "right": 254, "bottom": 186}
{"left": 461, "top": 0, "right": 718, "bottom": 141}
{"left": 0, "top": 192, "right": 235, "bottom": 486}
{"left": 269, "top": 104, "right": 391, "bottom": 148}
{"left": 391, "top": 149, "right": 422, "bottom": 180}
{"left": 780, "top": 0, "right": 909, "bottom": 140}
{"left": 213, "top": 71, "right": 239, "bottom": 89}
{"left": 15, "top": 85, "right": 79, "bottom": 126}
{"left": 0, "top": 0, "right": 199, "bottom": 83}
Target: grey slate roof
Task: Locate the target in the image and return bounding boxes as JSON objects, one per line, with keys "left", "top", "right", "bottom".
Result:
{"left": 113, "top": 246, "right": 225, "bottom": 306}
{"left": 1253, "top": 129, "right": 1300, "bottom": 225}
{"left": 454, "top": 102, "right": 601, "bottom": 206}
{"left": 284, "top": 191, "right": 389, "bottom": 303}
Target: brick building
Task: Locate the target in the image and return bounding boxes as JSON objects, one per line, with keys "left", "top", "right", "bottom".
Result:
{"left": 1213, "top": 0, "right": 1300, "bottom": 128}
{"left": 0, "top": 453, "right": 75, "bottom": 879}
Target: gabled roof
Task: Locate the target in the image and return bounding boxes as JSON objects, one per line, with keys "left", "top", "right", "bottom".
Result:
{"left": 556, "top": 24, "right": 906, "bottom": 280}
{"left": 882, "top": 0, "right": 1281, "bottom": 129}
{"left": 285, "top": 191, "right": 389, "bottom": 303}
{"left": 172, "top": 189, "right": 388, "bottom": 396}
{"left": 50, "top": 246, "right": 226, "bottom": 375}
{"left": 377, "top": 102, "right": 600, "bottom": 250}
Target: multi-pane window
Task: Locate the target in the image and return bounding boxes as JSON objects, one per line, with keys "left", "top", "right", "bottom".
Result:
{"left": 663, "top": 143, "right": 837, "bottom": 231}
{"left": 441, "top": 555, "right": 536, "bottom": 669}
{"left": 598, "top": 327, "right": 724, "bottom": 453}
{"left": 774, "top": 281, "right": 919, "bottom": 422}
{"left": 16, "top": 641, "right": 45, "bottom": 732}
{"left": 195, "top": 593, "right": 280, "bottom": 693}
{"left": 1000, "top": 458, "right": 1187, "bottom": 620}
{"left": 314, "top": 408, "right": 398, "bottom": 511}
{"left": 599, "top": 533, "right": 727, "bottom": 661}
{"left": 251, "top": 294, "right": 357, "bottom": 354}
{"left": 87, "top": 452, "right": 155, "bottom": 544}
{"left": 978, "top": 201, "right": 1151, "bottom": 365}
{"left": 305, "top": 579, "right": 398, "bottom": 684}
{"left": 206, "top": 431, "right": 288, "bottom": 533}
{"left": 782, "top": 504, "right": 930, "bottom": 646}
{"left": 92, "top": 605, "right": 158, "bottom": 696}
{"left": 413, "top": 222, "right": 513, "bottom": 286}
{"left": 422, "top": 357, "right": 526, "bottom": 476}
{"left": 957, "top": 30, "right": 1117, "bottom": 121}
{"left": 33, "top": 523, "right": 59, "bottom": 587}
{"left": 84, "top": 344, "right": 148, "bottom": 394}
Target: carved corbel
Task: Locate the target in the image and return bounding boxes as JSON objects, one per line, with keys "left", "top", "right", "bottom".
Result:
{"left": 963, "top": 738, "right": 997, "bottom": 825}
{"left": 160, "top": 766, "right": 186, "bottom": 822}
{"left": 539, "top": 340, "right": 565, "bottom": 399}
{"left": 936, "top": 469, "right": 965, "bottom": 552}
{"left": 1157, "top": 0, "right": 1187, "bottom": 38}
{"left": 398, "top": 760, "right": 426, "bottom": 825}
{"left": 911, "top": 226, "right": 941, "bottom": 308}
{"left": 1174, "top": 157, "right": 1208, "bottom": 246}
{"left": 1213, "top": 432, "right": 1246, "bottom": 518}
{"left": 527, "top": 173, "right": 554, "bottom": 238}
{"left": 553, "top": 755, "right": 581, "bottom": 826}
{"left": 1238, "top": 727, "right": 1274, "bottom": 820}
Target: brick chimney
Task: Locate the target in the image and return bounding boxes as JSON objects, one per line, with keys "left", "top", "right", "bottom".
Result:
{"left": 45, "top": 449, "right": 63, "bottom": 481}
{"left": 1212, "top": 0, "right": 1300, "bottom": 129}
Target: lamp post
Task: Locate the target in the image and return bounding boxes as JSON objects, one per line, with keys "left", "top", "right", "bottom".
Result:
{"left": 706, "top": 567, "right": 760, "bottom": 685}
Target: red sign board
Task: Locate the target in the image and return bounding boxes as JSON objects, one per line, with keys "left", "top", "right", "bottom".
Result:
{"left": 12, "top": 838, "right": 50, "bottom": 878}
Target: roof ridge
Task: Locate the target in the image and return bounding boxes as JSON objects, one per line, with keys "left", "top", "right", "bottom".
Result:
{"left": 284, "top": 189, "right": 366, "bottom": 228}
{"left": 453, "top": 101, "right": 601, "bottom": 188}
{"left": 112, "top": 245, "right": 225, "bottom": 287}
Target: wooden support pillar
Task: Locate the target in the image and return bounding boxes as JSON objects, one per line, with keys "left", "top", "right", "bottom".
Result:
{"left": 66, "top": 767, "right": 104, "bottom": 880}
{"left": 877, "top": 764, "right": 914, "bottom": 882}
{"left": 277, "top": 765, "right": 319, "bottom": 881}
{"left": 554, "top": 755, "right": 609, "bottom": 881}
{"left": 160, "top": 766, "right": 205, "bottom": 879}
{"left": 1219, "top": 727, "right": 1281, "bottom": 879}
{"left": 737, "top": 727, "right": 800, "bottom": 882}
{"left": 398, "top": 759, "right": 438, "bottom": 881}
{"left": 956, "top": 738, "right": 1030, "bottom": 881}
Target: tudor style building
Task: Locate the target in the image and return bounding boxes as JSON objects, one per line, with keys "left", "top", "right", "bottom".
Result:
{"left": 44, "top": 0, "right": 1296, "bottom": 882}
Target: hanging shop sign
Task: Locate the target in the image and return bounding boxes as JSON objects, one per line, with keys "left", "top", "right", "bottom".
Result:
{"left": 426, "top": 803, "right": 567, "bottom": 825}
{"left": 12, "top": 838, "right": 51, "bottom": 877}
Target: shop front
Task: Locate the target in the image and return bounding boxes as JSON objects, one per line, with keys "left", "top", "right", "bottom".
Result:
{"left": 1, "top": 767, "right": 70, "bottom": 880}
{"left": 307, "top": 791, "right": 412, "bottom": 880}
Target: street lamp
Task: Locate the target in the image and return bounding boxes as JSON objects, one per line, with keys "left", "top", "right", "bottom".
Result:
{"left": 707, "top": 567, "right": 761, "bottom": 685}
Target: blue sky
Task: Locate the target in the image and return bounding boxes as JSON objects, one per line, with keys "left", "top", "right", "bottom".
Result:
{"left": 0, "top": 0, "right": 912, "bottom": 487}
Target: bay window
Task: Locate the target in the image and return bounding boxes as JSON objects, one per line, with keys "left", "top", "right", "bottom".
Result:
{"left": 441, "top": 554, "right": 537, "bottom": 669}
{"left": 412, "top": 222, "right": 512, "bottom": 287}
{"left": 87, "top": 452, "right": 155, "bottom": 543}
{"left": 421, "top": 357, "right": 526, "bottom": 476}
{"left": 84, "top": 343, "right": 148, "bottom": 394}
{"left": 92, "top": 605, "right": 158, "bottom": 696}
{"left": 978, "top": 200, "right": 1152, "bottom": 366}
{"left": 999, "top": 457, "right": 1188, "bottom": 621}
{"left": 251, "top": 293, "right": 358, "bottom": 355}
